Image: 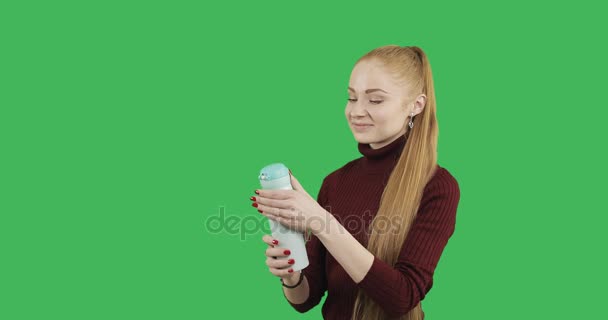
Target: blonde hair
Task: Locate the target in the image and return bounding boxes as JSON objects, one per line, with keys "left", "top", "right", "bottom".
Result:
{"left": 351, "top": 45, "right": 439, "bottom": 320}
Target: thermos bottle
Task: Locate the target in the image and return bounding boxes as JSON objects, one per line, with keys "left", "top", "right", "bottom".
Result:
{"left": 258, "top": 163, "right": 309, "bottom": 272}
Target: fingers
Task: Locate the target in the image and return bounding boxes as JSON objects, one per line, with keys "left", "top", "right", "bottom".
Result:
{"left": 258, "top": 204, "right": 306, "bottom": 225}
{"left": 266, "top": 256, "right": 296, "bottom": 270}
{"left": 257, "top": 203, "right": 291, "bottom": 220}
{"left": 262, "top": 234, "right": 279, "bottom": 247}
{"left": 255, "top": 196, "right": 292, "bottom": 209}
{"left": 268, "top": 265, "right": 296, "bottom": 277}
{"left": 289, "top": 172, "right": 307, "bottom": 193}
{"left": 255, "top": 189, "right": 294, "bottom": 200}
{"left": 266, "top": 255, "right": 296, "bottom": 278}
{"left": 262, "top": 234, "right": 295, "bottom": 277}
{"left": 262, "top": 234, "right": 280, "bottom": 259}
{"left": 265, "top": 246, "right": 292, "bottom": 258}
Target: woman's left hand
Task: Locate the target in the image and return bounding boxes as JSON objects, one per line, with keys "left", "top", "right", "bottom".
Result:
{"left": 251, "top": 171, "right": 327, "bottom": 234}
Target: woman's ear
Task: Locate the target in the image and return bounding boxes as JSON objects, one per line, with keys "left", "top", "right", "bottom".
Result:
{"left": 413, "top": 94, "right": 427, "bottom": 116}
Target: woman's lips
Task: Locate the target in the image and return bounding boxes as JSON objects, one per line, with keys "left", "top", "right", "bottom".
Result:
{"left": 352, "top": 123, "right": 373, "bottom": 131}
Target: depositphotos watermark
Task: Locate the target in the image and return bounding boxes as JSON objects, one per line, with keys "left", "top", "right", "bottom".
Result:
{"left": 204, "top": 206, "right": 405, "bottom": 240}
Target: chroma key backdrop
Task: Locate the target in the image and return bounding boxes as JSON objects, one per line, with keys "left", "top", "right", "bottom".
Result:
{"left": 0, "top": 1, "right": 606, "bottom": 319}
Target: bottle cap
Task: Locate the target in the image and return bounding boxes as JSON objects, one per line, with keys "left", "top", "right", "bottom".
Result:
{"left": 258, "top": 163, "right": 289, "bottom": 181}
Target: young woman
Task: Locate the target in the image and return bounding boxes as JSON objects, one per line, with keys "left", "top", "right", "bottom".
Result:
{"left": 250, "top": 45, "right": 460, "bottom": 320}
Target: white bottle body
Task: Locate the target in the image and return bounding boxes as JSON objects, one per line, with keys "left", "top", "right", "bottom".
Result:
{"left": 259, "top": 175, "right": 309, "bottom": 272}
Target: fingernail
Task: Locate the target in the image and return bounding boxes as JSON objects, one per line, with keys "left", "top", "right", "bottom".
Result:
{"left": 255, "top": 190, "right": 260, "bottom": 195}
{"left": 284, "top": 249, "right": 291, "bottom": 255}
{"left": 250, "top": 196, "right": 256, "bottom": 201}
{"left": 251, "top": 203, "right": 258, "bottom": 208}
{"left": 272, "top": 240, "right": 278, "bottom": 245}
{"left": 288, "top": 268, "right": 293, "bottom": 273}
{"left": 288, "top": 259, "right": 295, "bottom": 264}
{"left": 258, "top": 209, "right": 263, "bottom": 213}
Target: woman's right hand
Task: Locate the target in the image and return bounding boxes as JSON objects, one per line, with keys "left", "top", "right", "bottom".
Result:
{"left": 262, "top": 234, "right": 298, "bottom": 280}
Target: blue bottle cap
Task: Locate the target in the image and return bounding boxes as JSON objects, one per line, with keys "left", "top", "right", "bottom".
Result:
{"left": 259, "top": 163, "right": 289, "bottom": 181}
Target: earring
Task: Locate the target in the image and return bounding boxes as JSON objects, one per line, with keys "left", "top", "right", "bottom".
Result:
{"left": 408, "top": 112, "right": 414, "bottom": 129}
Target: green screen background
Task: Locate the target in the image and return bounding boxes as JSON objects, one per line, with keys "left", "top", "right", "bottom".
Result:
{"left": 1, "top": 1, "right": 606, "bottom": 319}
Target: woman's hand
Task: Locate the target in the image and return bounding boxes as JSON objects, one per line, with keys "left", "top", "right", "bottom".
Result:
{"left": 262, "top": 234, "right": 299, "bottom": 280}
{"left": 251, "top": 171, "right": 328, "bottom": 234}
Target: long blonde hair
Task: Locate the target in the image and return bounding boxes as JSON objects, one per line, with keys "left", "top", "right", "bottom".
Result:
{"left": 351, "top": 45, "right": 439, "bottom": 320}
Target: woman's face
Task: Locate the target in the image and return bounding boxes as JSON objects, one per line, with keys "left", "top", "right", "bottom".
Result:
{"left": 345, "top": 59, "right": 420, "bottom": 149}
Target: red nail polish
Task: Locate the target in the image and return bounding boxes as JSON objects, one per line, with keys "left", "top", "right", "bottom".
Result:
{"left": 258, "top": 209, "right": 263, "bottom": 213}
{"left": 255, "top": 190, "right": 260, "bottom": 195}
{"left": 288, "top": 259, "right": 295, "bottom": 264}
{"left": 250, "top": 196, "right": 256, "bottom": 201}
{"left": 251, "top": 203, "right": 258, "bottom": 208}
{"left": 272, "top": 240, "right": 278, "bottom": 245}
{"left": 288, "top": 268, "right": 293, "bottom": 273}
{"left": 284, "top": 249, "right": 291, "bottom": 255}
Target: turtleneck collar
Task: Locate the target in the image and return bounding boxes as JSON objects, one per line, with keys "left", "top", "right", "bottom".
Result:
{"left": 357, "top": 132, "right": 408, "bottom": 161}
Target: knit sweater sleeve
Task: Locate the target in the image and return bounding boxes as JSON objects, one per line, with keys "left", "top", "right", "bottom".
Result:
{"left": 285, "top": 177, "right": 330, "bottom": 313}
{"left": 355, "top": 170, "right": 461, "bottom": 318}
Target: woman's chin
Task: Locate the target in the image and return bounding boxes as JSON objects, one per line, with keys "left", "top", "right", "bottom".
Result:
{"left": 352, "top": 131, "right": 375, "bottom": 142}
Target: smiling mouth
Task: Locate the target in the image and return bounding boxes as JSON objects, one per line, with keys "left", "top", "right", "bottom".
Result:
{"left": 352, "top": 123, "right": 373, "bottom": 131}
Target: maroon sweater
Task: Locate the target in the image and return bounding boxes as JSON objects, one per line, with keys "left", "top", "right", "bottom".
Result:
{"left": 284, "top": 133, "right": 460, "bottom": 319}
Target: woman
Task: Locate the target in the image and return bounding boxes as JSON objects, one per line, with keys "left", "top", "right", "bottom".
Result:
{"left": 250, "top": 45, "right": 460, "bottom": 320}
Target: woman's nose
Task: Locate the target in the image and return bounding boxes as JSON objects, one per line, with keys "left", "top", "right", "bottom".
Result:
{"left": 350, "top": 102, "right": 368, "bottom": 116}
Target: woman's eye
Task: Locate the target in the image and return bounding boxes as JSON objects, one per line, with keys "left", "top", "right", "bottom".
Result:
{"left": 347, "top": 98, "right": 383, "bottom": 105}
